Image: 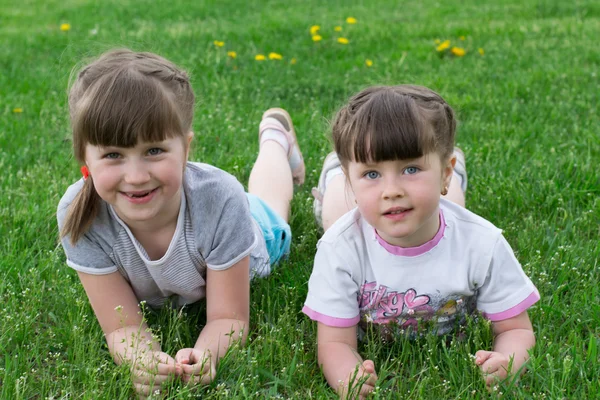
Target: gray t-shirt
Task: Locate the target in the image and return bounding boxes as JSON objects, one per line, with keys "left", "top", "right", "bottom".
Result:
{"left": 57, "top": 162, "right": 268, "bottom": 308}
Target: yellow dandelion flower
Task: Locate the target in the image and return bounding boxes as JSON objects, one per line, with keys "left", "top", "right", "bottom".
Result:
{"left": 213, "top": 40, "right": 225, "bottom": 47}
{"left": 478, "top": 48, "right": 485, "bottom": 56}
{"left": 13, "top": 108, "right": 23, "bottom": 113}
{"left": 451, "top": 47, "right": 466, "bottom": 57}
{"left": 434, "top": 39, "right": 441, "bottom": 44}
{"left": 365, "top": 59, "right": 373, "bottom": 67}
{"left": 312, "top": 35, "right": 322, "bottom": 42}
{"left": 60, "top": 23, "right": 71, "bottom": 31}
{"left": 346, "top": 17, "right": 357, "bottom": 24}
{"left": 310, "top": 25, "right": 320, "bottom": 35}
{"left": 436, "top": 40, "right": 450, "bottom": 52}
{"left": 337, "top": 37, "right": 349, "bottom": 44}
{"left": 268, "top": 52, "right": 283, "bottom": 60}
{"left": 459, "top": 35, "right": 465, "bottom": 40}
{"left": 255, "top": 54, "right": 266, "bottom": 61}
{"left": 334, "top": 26, "right": 342, "bottom": 32}
{"left": 227, "top": 51, "right": 237, "bottom": 59}
{"left": 290, "top": 58, "right": 297, "bottom": 65}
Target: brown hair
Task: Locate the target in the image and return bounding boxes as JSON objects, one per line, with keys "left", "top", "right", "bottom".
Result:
{"left": 61, "top": 49, "right": 195, "bottom": 243}
{"left": 331, "top": 85, "right": 456, "bottom": 167}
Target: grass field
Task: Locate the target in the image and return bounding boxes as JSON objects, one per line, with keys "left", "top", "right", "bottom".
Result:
{"left": 1, "top": 0, "right": 599, "bottom": 398}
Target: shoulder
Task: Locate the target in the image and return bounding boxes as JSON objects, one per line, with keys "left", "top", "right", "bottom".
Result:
{"left": 319, "top": 207, "right": 365, "bottom": 246}
{"left": 317, "top": 208, "right": 373, "bottom": 267}
{"left": 441, "top": 199, "right": 503, "bottom": 247}
{"left": 184, "top": 162, "right": 245, "bottom": 200}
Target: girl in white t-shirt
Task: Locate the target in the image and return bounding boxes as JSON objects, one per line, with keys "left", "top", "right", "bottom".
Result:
{"left": 57, "top": 49, "right": 305, "bottom": 397}
{"left": 304, "top": 85, "right": 539, "bottom": 398}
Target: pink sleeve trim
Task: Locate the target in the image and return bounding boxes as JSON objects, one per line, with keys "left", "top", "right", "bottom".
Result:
{"left": 302, "top": 306, "right": 360, "bottom": 328}
{"left": 484, "top": 290, "right": 540, "bottom": 322}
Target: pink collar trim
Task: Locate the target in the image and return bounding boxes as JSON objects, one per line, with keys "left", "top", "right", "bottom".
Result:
{"left": 375, "top": 210, "right": 446, "bottom": 257}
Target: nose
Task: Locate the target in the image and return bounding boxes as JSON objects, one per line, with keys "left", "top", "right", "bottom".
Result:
{"left": 382, "top": 176, "right": 404, "bottom": 200}
{"left": 123, "top": 160, "right": 151, "bottom": 185}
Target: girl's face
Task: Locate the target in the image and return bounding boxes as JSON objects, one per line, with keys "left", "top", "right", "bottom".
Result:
{"left": 84, "top": 134, "right": 192, "bottom": 231}
{"left": 346, "top": 152, "right": 454, "bottom": 248}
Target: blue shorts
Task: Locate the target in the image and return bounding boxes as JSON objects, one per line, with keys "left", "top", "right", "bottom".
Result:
{"left": 246, "top": 193, "right": 292, "bottom": 265}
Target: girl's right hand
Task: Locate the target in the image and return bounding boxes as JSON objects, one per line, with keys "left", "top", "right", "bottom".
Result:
{"left": 339, "top": 359, "right": 378, "bottom": 399}
{"left": 175, "top": 347, "right": 217, "bottom": 385}
{"left": 131, "top": 350, "right": 179, "bottom": 399}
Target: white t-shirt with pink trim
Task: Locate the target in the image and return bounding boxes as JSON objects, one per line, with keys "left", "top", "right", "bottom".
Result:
{"left": 303, "top": 199, "right": 539, "bottom": 338}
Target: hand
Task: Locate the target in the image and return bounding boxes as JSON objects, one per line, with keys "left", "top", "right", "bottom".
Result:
{"left": 475, "top": 350, "right": 510, "bottom": 386}
{"left": 338, "top": 360, "right": 378, "bottom": 399}
{"left": 130, "top": 350, "right": 178, "bottom": 399}
{"left": 175, "top": 348, "right": 217, "bottom": 385}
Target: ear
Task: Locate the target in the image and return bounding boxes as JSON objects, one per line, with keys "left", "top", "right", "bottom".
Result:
{"left": 443, "top": 154, "right": 456, "bottom": 189}
{"left": 184, "top": 131, "right": 194, "bottom": 159}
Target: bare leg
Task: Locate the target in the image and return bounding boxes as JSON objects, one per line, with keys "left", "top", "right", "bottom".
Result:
{"left": 321, "top": 174, "right": 356, "bottom": 231}
{"left": 442, "top": 173, "right": 465, "bottom": 207}
{"left": 248, "top": 141, "right": 293, "bottom": 222}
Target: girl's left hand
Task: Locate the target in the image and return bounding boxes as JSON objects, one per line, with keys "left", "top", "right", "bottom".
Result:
{"left": 175, "top": 348, "right": 216, "bottom": 385}
{"left": 475, "top": 350, "right": 509, "bottom": 386}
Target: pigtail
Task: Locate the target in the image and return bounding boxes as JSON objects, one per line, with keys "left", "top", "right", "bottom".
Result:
{"left": 60, "top": 176, "right": 101, "bottom": 244}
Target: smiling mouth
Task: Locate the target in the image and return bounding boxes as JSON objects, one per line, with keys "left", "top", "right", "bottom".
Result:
{"left": 384, "top": 207, "right": 411, "bottom": 215}
{"left": 123, "top": 188, "right": 156, "bottom": 198}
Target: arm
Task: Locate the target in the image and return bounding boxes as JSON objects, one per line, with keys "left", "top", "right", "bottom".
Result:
{"left": 77, "top": 271, "right": 178, "bottom": 395}
{"left": 175, "top": 255, "right": 250, "bottom": 384}
{"left": 318, "top": 323, "right": 377, "bottom": 399}
{"left": 475, "top": 310, "right": 535, "bottom": 385}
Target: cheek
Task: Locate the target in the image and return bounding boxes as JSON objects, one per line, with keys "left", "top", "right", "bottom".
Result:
{"left": 159, "top": 163, "right": 185, "bottom": 189}
{"left": 91, "top": 171, "right": 118, "bottom": 195}
{"left": 412, "top": 179, "right": 442, "bottom": 204}
{"left": 353, "top": 185, "right": 379, "bottom": 214}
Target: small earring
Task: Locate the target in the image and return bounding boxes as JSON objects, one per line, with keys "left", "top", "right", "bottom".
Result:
{"left": 441, "top": 186, "right": 448, "bottom": 196}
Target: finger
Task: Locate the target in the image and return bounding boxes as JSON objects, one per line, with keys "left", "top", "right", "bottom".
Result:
{"left": 175, "top": 348, "right": 194, "bottom": 364}
{"left": 480, "top": 358, "right": 501, "bottom": 375}
{"left": 132, "top": 369, "right": 176, "bottom": 386}
{"left": 183, "top": 371, "right": 214, "bottom": 386}
{"left": 153, "top": 352, "right": 171, "bottom": 364}
{"left": 359, "top": 382, "right": 375, "bottom": 397}
{"left": 485, "top": 372, "right": 502, "bottom": 387}
{"left": 364, "top": 372, "right": 378, "bottom": 387}
{"left": 155, "top": 361, "right": 178, "bottom": 376}
{"left": 156, "top": 352, "right": 178, "bottom": 366}
{"left": 475, "top": 350, "right": 493, "bottom": 365}
{"left": 133, "top": 382, "right": 161, "bottom": 396}
{"left": 362, "top": 360, "right": 375, "bottom": 374}
{"left": 180, "top": 359, "right": 211, "bottom": 376}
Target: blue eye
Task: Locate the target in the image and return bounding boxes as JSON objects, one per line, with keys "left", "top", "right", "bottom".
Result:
{"left": 148, "top": 148, "right": 163, "bottom": 156}
{"left": 404, "top": 167, "right": 419, "bottom": 175}
{"left": 104, "top": 152, "right": 120, "bottom": 159}
{"left": 365, "top": 171, "right": 380, "bottom": 180}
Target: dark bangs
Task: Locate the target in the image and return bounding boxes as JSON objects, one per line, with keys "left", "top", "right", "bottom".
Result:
{"left": 73, "top": 67, "right": 184, "bottom": 149}
{"left": 336, "top": 89, "right": 437, "bottom": 164}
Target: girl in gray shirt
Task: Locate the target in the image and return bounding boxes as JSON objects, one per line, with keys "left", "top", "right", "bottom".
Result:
{"left": 57, "top": 49, "right": 305, "bottom": 397}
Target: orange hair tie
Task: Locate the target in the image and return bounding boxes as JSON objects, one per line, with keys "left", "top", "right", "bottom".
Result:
{"left": 80, "top": 166, "right": 90, "bottom": 180}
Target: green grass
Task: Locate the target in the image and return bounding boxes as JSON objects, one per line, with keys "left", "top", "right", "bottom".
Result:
{"left": 1, "top": 0, "right": 599, "bottom": 398}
